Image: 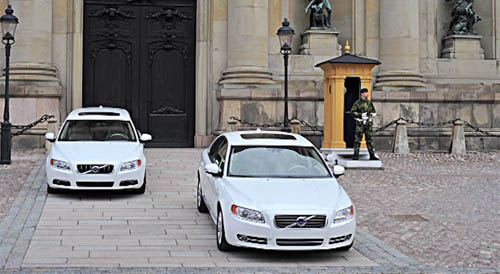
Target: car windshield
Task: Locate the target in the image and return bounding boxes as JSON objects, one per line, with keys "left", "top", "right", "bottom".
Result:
{"left": 58, "top": 120, "right": 137, "bottom": 142}
{"left": 228, "top": 146, "right": 331, "bottom": 178}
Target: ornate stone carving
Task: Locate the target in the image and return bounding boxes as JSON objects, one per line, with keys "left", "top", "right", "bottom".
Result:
{"left": 146, "top": 8, "right": 192, "bottom": 30}
{"left": 305, "top": 0, "right": 334, "bottom": 30}
{"left": 88, "top": 7, "right": 135, "bottom": 28}
{"left": 446, "top": 0, "right": 482, "bottom": 35}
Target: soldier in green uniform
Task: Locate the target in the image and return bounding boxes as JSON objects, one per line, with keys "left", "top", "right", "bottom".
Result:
{"left": 350, "top": 88, "right": 379, "bottom": 161}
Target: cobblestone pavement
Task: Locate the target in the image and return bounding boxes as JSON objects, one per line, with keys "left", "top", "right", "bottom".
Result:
{"left": 0, "top": 151, "right": 45, "bottom": 223}
{"left": 338, "top": 152, "right": 500, "bottom": 268}
{"left": 1, "top": 149, "right": 499, "bottom": 273}
{"left": 18, "top": 149, "right": 378, "bottom": 268}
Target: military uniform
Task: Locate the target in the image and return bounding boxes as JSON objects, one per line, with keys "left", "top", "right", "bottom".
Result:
{"left": 350, "top": 97, "right": 378, "bottom": 160}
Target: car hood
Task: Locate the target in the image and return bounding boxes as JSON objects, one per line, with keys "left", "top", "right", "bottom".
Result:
{"left": 51, "top": 142, "right": 143, "bottom": 164}
{"left": 222, "top": 177, "right": 342, "bottom": 212}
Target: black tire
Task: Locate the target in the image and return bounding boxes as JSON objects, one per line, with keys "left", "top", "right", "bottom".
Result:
{"left": 131, "top": 175, "right": 146, "bottom": 195}
{"left": 336, "top": 240, "right": 354, "bottom": 251}
{"left": 47, "top": 184, "right": 60, "bottom": 194}
{"left": 197, "top": 177, "right": 208, "bottom": 213}
{"left": 216, "top": 208, "right": 234, "bottom": 251}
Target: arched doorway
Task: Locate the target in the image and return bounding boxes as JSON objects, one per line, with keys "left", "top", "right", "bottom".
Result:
{"left": 82, "top": 0, "right": 196, "bottom": 147}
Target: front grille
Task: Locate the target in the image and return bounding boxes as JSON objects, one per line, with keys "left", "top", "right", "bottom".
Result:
{"left": 276, "top": 238, "right": 323, "bottom": 246}
{"left": 77, "top": 164, "right": 114, "bottom": 174}
{"left": 76, "top": 181, "right": 114, "bottom": 187}
{"left": 274, "top": 215, "right": 327, "bottom": 228}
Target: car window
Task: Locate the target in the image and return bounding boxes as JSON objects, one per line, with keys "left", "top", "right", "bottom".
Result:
{"left": 58, "top": 120, "right": 137, "bottom": 142}
{"left": 228, "top": 146, "right": 331, "bottom": 178}
{"left": 209, "top": 136, "right": 225, "bottom": 162}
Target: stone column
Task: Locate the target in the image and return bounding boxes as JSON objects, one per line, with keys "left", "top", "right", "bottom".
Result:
{"left": 219, "top": 0, "right": 274, "bottom": 84}
{"left": 375, "top": 0, "right": 425, "bottom": 88}
{"left": 8, "top": 0, "right": 59, "bottom": 84}
{"left": 0, "top": 0, "right": 61, "bottom": 149}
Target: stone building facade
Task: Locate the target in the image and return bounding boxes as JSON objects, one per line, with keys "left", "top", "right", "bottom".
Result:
{"left": 0, "top": 0, "right": 499, "bottom": 150}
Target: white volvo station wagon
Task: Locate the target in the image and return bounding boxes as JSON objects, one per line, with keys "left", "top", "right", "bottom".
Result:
{"left": 45, "top": 107, "right": 151, "bottom": 194}
{"left": 197, "top": 130, "right": 355, "bottom": 251}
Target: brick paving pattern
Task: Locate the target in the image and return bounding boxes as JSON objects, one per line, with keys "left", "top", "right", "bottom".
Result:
{"left": 339, "top": 152, "right": 500, "bottom": 268}
{"left": 0, "top": 151, "right": 45, "bottom": 223}
{"left": 21, "top": 149, "right": 377, "bottom": 268}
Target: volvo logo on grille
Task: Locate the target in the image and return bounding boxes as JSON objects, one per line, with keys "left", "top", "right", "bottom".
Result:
{"left": 296, "top": 217, "right": 307, "bottom": 227}
{"left": 284, "top": 215, "right": 316, "bottom": 229}
{"left": 82, "top": 165, "right": 110, "bottom": 174}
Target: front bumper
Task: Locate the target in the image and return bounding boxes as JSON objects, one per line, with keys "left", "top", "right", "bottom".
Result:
{"left": 46, "top": 162, "right": 146, "bottom": 191}
{"left": 224, "top": 210, "right": 356, "bottom": 250}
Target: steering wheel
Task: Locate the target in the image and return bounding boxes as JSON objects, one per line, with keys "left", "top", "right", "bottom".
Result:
{"left": 288, "top": 165, "right": 308, "bottom": 173}
{"left": 107, "top": 133, "right": 128, "bottom": 140}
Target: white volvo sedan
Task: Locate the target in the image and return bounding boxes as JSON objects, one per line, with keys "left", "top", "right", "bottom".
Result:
{"left": 45, "top": 107, "right": 152, "bottom": 194}
{"left": 197, "top": 130, "right": 355, "bottom": 251}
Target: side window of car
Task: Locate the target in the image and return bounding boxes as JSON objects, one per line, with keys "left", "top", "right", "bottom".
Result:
{"left": 209, "top": 137, "right": 225, "bottom": 163}
{"left": 216, "top": 141, "right": 228, "bottom": 172}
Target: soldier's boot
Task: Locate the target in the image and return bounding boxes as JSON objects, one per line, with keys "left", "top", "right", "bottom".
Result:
{"left": 353, "top": 143, "right": 360, "bottom": 160}
{"left": 367, "top": 144, "right": 379, "bottom": 161}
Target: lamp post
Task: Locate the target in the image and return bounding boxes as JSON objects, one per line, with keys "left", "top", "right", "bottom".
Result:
{"left": 0, "top": 5, "right": 19, "bottom": 165}
{"left": 277, "top": 18, "right": 295, "bottom": 132}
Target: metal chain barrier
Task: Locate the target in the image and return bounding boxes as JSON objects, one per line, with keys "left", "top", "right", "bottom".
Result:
{"left": 230, "top": 116, "right": 499, "bottom": 137}
{"left": 229, "top": 116, "right": 284, "bottom": 129}
{"left": 11, "top": 114, "right": 55, "bottom": 137}
{"left": 463, "top": 121, "right": 500, "bottom": 137}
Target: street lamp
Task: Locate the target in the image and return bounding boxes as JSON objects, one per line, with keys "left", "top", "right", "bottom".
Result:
{"left": 277, "top": 18, "right": 295, "bottom": 131}
{"left": 0, "top": 5, "right": 19, "bottom": 165}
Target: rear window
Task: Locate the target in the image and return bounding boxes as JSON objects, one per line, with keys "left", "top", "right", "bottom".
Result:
{"left": 240, "top": 133, "right": 296, "bottom": 140}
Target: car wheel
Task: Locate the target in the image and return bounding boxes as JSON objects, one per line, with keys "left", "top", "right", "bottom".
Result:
{"left": 131, "top": 175, "right": 146, "bottom": 195}
{"left": 197, "top": 177, "right": 208, "bottom": 213}
{"left": 216, "top": 208, "right": 233, "bottom": 251}
{"left": 47, "top": 184, "right": 60, "bottom": 194}
{"left": 336, "top": 240, "right": 354, "bottom": 251}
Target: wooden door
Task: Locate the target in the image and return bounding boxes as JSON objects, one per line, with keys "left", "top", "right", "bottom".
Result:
{"left": 83, "top": 0, "right": 196, "bottom": 147}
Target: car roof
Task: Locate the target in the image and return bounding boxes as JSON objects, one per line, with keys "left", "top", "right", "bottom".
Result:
{"left": 221, "top": 130, "right": 315, "bottom": 147}
{"left": 65, "top": 107, "right": 132, "bottom": 121}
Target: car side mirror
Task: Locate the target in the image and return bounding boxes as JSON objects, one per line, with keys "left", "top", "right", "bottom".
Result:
{"left": 140, "top": 133, "right": 152, "bottom": 142}
{"left": 45, "top": 133, "right": 56, "bottom": 142}
{"left": 205, "top": 163, "right": 222, "bottom": 177}
{"left": 332, "top": 165, "right": 345, "bottom": 179}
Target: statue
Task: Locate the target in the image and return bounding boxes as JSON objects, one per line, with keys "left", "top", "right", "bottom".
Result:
{"left": 305, "top": 0, "right": 334, "bottom": 30}
{"left": 446, "top": 0, "right": 482, "bottom": 35}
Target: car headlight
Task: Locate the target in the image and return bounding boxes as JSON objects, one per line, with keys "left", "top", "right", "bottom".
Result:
{"left": 231, "top": 205, "right": 265, "bottom": 223}
{"left": 50, "top": 159, "right": 71, "bottom": 171}
{"left": 334, "top": 205, "right": 355, "bottom": 223}
{"left": 120, "top": 159, "right": 142, "bottom": 171}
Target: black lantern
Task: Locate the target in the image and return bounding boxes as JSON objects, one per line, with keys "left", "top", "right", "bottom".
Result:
{"left": 0, "top": 5, "right": 19, "bottom": 165}
{"left": 276, "top": 18, "right": 295, "bottom": 131}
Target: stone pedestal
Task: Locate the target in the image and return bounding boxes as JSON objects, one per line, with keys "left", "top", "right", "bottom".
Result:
{"left": 322, "top": 149, "right": 383, "bottom": 169}
{"left": 300, "top": 30, "right": 342, "bottom": 56}
{"left": 441, "top": 35, "right": 484, "bottom": 60}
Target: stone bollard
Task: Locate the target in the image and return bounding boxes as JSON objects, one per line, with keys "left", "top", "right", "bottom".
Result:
{"left": 290, "top": 119, "right": 301, "bottom": 135}
{"left": 450, "top": 120, "right": 466, "bottom": 155}
{"left": 45, "top": 117, "right": 58, "bottom": 153}
{"left": 392, "top": 119, "right": 410, "bottom": 154}
{"left": 227, "top": 118, "right": 238, "bottom": 132}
